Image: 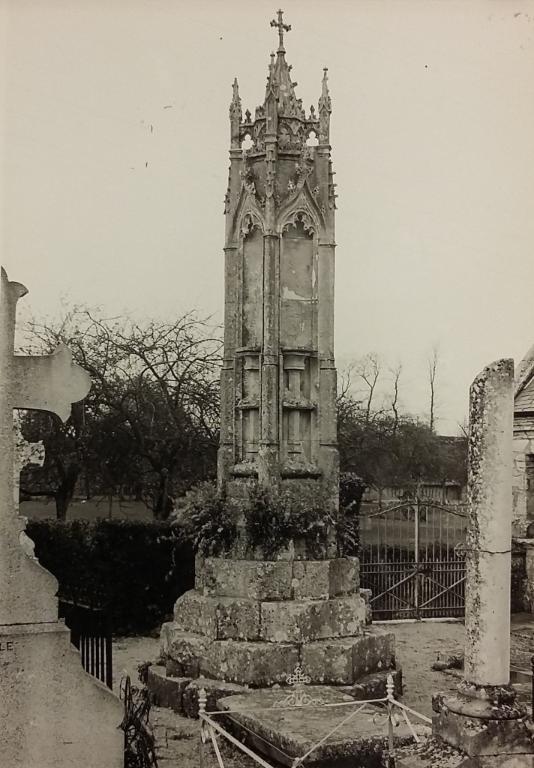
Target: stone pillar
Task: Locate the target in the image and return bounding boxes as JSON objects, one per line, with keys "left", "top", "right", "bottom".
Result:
{"left": 464, "top": 358, "right": 513, "bottom": 688}
{"left": 217, "top": 243, "right": 238, "bottom": 490}
{"left": 317, "top": 238, "right": 339, "bottom": 511}
{"left": 258, "top": 233, "right": 280, "bottom": 487}
{"left": 433, "top": 359, "right": 534, "bottom": 763}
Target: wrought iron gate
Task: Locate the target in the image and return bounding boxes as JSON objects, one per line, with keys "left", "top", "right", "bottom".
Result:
{"left": 359, "top": 498, "right": 468, "bottom": 620}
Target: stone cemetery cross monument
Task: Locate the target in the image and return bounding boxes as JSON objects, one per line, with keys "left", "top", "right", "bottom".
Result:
{"left": 217, "top": 8, "right": 339, "bottom": 516}
{"left": 0, "top": 268, "right": 123, "bottom": 768}
{"left": 152, "top": 12, "right": 398, "bottom": 720}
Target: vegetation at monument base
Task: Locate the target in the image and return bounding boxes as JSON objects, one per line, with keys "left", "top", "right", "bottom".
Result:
{"left": 174, "top": 477, "right": 361, "bottom": 559}
{"left": 19, "top": 306, "right": 466, "bottom": 521}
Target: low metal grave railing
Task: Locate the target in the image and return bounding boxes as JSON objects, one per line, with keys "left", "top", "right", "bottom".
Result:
{"left": 198, "top": 670, "right": 431, "bottom": 768}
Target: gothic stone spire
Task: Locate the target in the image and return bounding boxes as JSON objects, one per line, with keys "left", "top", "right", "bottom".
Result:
{"left": 220, "top": 11, "right": 338, "bottom": 511}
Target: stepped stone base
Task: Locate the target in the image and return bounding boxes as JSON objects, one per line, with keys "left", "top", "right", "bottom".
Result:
{"left": 151, "top": 556, "right": 400, "bottom": 721}
{"left": 147, "top": 663, "right": 403, "bottom": 719}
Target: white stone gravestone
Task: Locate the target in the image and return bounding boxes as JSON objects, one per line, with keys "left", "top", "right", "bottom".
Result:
{"left": 0, "top": 268, "right": 123, "bottom": 768}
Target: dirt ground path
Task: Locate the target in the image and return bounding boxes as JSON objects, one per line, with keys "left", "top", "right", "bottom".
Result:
{"left": 113, "top": 615, "right": 534, "bottom": 767}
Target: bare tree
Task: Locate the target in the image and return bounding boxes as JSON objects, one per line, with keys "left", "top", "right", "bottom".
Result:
{"left": 354, "top": 353, "right": 381, "bottom": 424}
{"left": 428, "top": 346, "right": 439, "bottom": 433}
{"left": 389, "top": 363, "right": 402, "bottom": 435}
{"left": 19, "top": 306, "right": 222, "bottom": 519}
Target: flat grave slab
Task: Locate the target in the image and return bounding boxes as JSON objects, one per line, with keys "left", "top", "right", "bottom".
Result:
{"left": 217, "top": 687, "right": 430, "bottom": 767}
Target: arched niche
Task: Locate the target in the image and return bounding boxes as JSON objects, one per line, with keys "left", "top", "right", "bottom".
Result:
{"left": 241, "top": 220, "right": 263, "bottom": 348}
{"left": 280, "top": 212, "right": 317, "bottom": 349}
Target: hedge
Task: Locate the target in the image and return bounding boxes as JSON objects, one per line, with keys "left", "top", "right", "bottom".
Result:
{"left": 26, "top": 519, "right": 195, "bottom": 635}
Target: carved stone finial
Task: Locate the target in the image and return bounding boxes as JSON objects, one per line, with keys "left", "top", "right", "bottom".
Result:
{"left": 270, "top": 9, "right": 291, "bottom": 54}
{"left": 318, "top": 67, "right": 332, "bottom": 144}
{"left": 320, "top": 67, "right": 331, "bottom": 108}
{"left": 229, "top": 77, "right": 242, "bottom": 148}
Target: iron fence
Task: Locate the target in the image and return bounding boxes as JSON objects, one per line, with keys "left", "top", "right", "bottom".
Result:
{"left": 59, "top": 597, "right": 113, "bottom": 689}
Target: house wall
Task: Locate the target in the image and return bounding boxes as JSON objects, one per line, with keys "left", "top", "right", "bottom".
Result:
{"left": 513, "top": 375, "right": 534, "bottom": 535}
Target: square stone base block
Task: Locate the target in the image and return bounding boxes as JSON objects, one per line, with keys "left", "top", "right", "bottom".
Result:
{"left": 433, "top": 704, "right": 534, "bottom": 757}
{"left": 217, "top": 688, "right": 428, "bottom": 767}
{"left": 0, "top": 622, "right": 123, "bottom": 768}
{"left": 173, "top": 588, "right": 367, "bottom": 643}
{"left": 195, "top": 556, "right": 359, "bottom": 601}
{"left": 162, "top": 623, "right": 395, "bottom": 687}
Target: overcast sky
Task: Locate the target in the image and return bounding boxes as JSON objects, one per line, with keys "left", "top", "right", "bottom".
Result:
{"left": 1, "top": 0, "right": 534, "bottom": 434}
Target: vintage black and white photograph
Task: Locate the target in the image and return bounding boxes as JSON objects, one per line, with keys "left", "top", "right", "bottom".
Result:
{"left": 1, "top": 1, "right": 534, "bottom": 766}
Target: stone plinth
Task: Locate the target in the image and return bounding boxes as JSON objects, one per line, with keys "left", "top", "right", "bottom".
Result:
{"left": 433, "top": 692, "right": 534, "bottom": 757}
{"left": 152, "top": 555, "right": 398, "bottom": 716}
{"left": 0, "top": 622, "right": 123, "bottom": 768}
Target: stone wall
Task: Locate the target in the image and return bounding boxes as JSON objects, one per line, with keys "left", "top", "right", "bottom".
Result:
{"left": 511, "top": 540, "right": 530, "bottom": 613}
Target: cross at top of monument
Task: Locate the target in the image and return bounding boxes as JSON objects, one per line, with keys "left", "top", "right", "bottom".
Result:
{"left": 228, "top": 10, "right": 332, "bottom": 148}
{"left": 270, "top": 9, "right": 291, "bottom": 54}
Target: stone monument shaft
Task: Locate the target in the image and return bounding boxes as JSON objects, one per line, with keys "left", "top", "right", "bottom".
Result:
{"left": 431, "top": 359, "right": 534, "bottom": 763}
{"left": 464, "top": 359, "right": 514, "bottom": 687}
{"left": 217, "top": 10, "right": 339, "bottom": 502}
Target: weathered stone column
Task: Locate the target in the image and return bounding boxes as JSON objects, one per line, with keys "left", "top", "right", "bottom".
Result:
{"left": 433, "top": 359, "right": 534, "bottom": 762}
{"left": 217, "top": 243, "right": 238, "bottom": 490}
{"left": 464, "top": 358, "right": 513, "bottom": 687}
{"left": 258, "top": 232, "right": 280, "bottom": 487}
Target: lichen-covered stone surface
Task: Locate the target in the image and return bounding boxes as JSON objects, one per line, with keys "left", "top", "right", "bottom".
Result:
{"left": 433, "top": 702, "right": 534, "bottom": 757}
{"left": 203, "top": 639, "right": 300, "bottom": 686}
{"left": 196, "top": 555, "right": 359, "bottom": 600}
{"left": 301, "top": 628, "right": 396, "bottom": 686}
{"left": 152, "top": 556, "right": 385, "bottom": 693}
{"left": 260, "top": 595, "right": 366, "bottom": 642}
{"left": 147, "top": 665, "right": 190, "bottom": 712}
{"left": 173, "top": 591, "right": 261, "bottom": 641}
{"left": 464, "top": 359, "right": 514, "bottom": 688}
{"left": 431, "top": 360, "right": 534, "bottom": 764}
{"left": 181, "top": 677, "right": 250, "bottom": 719}
{"left": 218, "top": 688, "right": 429, "bottom": 766}
{"left": 341, "top": 667, "right": 403, "bottom": 700}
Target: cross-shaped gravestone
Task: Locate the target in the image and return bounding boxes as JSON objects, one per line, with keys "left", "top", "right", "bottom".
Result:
{"left": 0, "top": 267, "right": 90, "bottom": 625}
